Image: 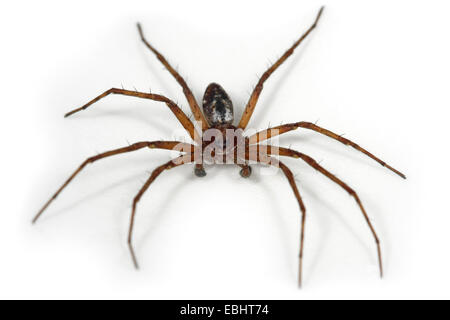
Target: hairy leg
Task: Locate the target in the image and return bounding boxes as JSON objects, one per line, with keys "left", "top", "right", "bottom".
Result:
{"left": 237, "top": 153, "right": 307, "bottom": 286}
{"left": 137, "top": 24, "right": 209, "bottom": 131}
{"left": 33, "top": 141, "right": 194, "bottom": 223}
{"left": 263, "top": 145, "right": 384, "bottom": 277}
{"left": 65, "top": 88, "right": 200, "bottom": 141}
{"left": 238, "top": 7, "right": 324, "bottom": 129}
{"left": 248, "top": 121, "right": 406, "bottom": 179}
{"left": 128, "top": 153, "right": 194, "bottom": 268}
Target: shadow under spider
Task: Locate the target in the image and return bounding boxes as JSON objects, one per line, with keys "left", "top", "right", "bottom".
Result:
{"left": 66, "top": 104, "right": 176, "bottom": 138}
{"left": 299, "top": 182, "right": 379, "bottom": 285}
{"left": 33, "top": 172, "right": 147, "bottom": 224}
{"left": 131, "top": 170, "right": 195, "bottom": 257}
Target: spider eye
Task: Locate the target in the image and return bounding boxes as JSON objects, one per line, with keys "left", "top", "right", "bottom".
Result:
{"left": 202, "top": 83, "right": 234, "bottom": 126}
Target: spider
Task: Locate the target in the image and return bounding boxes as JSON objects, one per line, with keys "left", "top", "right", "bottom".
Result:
{"left": 33, "top": 7, "right": 405, "bottom": 286}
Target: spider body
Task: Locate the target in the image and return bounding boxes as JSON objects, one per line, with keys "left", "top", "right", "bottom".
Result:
{"left": 33, "top": 7, "right": 406, "bottom": 287}
{"left": 202, "top": 83, "right": 234, "bottom": 126}
{"left": 199, "top": 83, "right": 251, "bottom": 177}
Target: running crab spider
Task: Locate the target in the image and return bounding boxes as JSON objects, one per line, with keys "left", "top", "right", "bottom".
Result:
{"left": 33, "top": 6, "right": 405, "bottom": 286}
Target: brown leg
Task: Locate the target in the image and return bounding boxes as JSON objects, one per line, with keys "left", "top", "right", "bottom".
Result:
{"left": 248, "top": 121, "right": 406, "bottom": 179}
{"left": 238, "top": 7, "right": 324, "bottom": 129}
{"left": 32, "top": 141, "right": 194, "bottom": 223}
{"left": 65, "top": 88, "right": 200, "bottom": 141}
{"left": 137, "top": 24, "right": 209, "bottom": 131}
{"left": 264, "top": 145, "right": 384, "bottom": 278}
{"left": 128, "top": 154, "right": 194, "bottom": 268}
{"left": 277, "top": 159, "right": 307, "bottom": 287}
{"left": 237, "top": 154, "right": 307, "bottom": 287}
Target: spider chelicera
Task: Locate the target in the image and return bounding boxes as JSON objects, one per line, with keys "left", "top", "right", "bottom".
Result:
{"left": 33, "top": 7, "right": 406, "bottom": 286}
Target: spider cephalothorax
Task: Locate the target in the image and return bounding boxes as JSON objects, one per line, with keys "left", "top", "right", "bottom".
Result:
{"left": 33, "top": 7, "right": 406, "bottom": 287}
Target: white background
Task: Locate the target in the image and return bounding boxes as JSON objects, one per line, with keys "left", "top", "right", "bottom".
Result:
{"left": 0, "top": 0, "right": 447, "bottom": 299}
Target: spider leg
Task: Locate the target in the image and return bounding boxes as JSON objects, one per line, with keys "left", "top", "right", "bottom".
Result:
{"left": 237, "top": 7, "right": 324, "bottom": 129}
{"left": 263, "top": 145, "right": 384, "bottom": 277}
{"left": 128, "top": 153, "right": 194, "bottom": 268}
{"left": 237, "top": 153, "right": 307, "bottom": 287}
{"left": 276, "top": 159, "right": 307, "bottom": 287}
{"left": 32, "top": 141, "right": 194, "bottom": 223}
{"left": 248, "top": 121, "right": 406, "bottom": 179}
{"left": 137, "top": 24, "right": 209, "bottom": 131}
{"left": 65, "top": 88, "right": 200, "bottom": 141}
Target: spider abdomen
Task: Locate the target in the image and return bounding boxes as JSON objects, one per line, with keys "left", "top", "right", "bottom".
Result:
{"left": 202, "top": 83, "right": 234, "bottom": 126}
